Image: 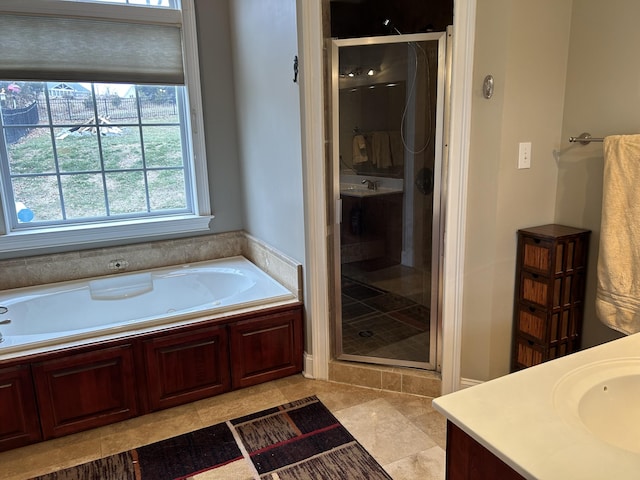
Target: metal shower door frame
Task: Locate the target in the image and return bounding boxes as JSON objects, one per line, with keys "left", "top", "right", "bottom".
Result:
{"left": 330, "top": 28, "right": 452, "bottom": 371}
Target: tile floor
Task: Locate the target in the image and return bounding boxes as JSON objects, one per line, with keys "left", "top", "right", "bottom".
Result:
{"left": 0, "top": 375, "right": 446, "bottom": 480}
{"left": 341, "top": 274, "right": 430, "bottom": 363}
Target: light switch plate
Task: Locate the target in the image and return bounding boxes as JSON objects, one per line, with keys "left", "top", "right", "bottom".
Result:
{"left": 518, "top": 142, "right": 531, "bottom": 169}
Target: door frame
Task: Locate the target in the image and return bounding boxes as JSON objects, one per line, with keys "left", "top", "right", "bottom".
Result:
{"left": 295, "top": 0, "right": 476, "bottom": 394}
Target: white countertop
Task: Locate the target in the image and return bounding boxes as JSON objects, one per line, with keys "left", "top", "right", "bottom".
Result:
{"left": 433, "top": 333, "right": 640, "bottom": 479}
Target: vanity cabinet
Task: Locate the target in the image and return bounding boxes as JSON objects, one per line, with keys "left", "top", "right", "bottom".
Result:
{"left": 446, "top": 421, "right": 526, "bottom": 480}
{"left": 511, "top": 225, "right": 590, "bottom": 371}
{"left": 230, "top": 309, "right": 303, "bottom": 388}
{"left": 0, "top": 364, "right": 42, "bottom": 450}
{"left": 32, "top": 344, "right": 138, "bottom": 439}
{"left": 143, "top": 325, "right": 230, "bottom": 411}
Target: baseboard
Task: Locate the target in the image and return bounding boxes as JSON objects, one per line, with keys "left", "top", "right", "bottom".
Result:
{"left": 302, "top": 352, "right": 315, "bottom": 379}
{"left": 460, "top": 377, "right": 483, "bottom": 389}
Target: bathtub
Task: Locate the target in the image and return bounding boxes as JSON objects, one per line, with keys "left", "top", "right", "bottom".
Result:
{"left": 0, "top": 256, "right": 296, "bottom": 356}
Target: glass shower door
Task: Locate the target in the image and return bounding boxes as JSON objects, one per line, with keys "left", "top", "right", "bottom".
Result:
{"left": 331, "top": 31, "right": 450, "bottom": 370}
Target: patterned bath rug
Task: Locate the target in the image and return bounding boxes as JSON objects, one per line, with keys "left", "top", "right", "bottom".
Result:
{"left": 30, "top": 396, "right": 392, "bottom": 480}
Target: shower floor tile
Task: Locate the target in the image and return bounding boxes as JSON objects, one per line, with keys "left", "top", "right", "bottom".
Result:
{"left": 340, "top": 274, "right": 430, "bottom": 363}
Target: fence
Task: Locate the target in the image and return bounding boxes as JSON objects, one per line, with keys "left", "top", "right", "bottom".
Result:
{"left": 2, "top": 102, "right": 39, "bottom": 144}
{"left": 43, "top": 97, "right": 178, "bottom": 123}
{"left": 2, "top": 97, "right": 178, "bottom": 143}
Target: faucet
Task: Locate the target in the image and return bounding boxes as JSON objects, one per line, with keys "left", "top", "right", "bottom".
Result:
{"left": 0, "top": 307, "right": 10, "bottom": 326}
{"left": 361, "top": 179, "right": 379, "bottom": 191}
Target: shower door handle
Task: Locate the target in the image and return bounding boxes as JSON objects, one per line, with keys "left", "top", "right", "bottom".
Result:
{"left": 336, "top": 198, "right": 342, "bottom": 224}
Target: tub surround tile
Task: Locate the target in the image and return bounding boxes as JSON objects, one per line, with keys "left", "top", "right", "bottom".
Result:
{"left": 0, "top": 231, "right": 300, "bottom": 301}
{"left": 243, "top": 233, "right": 301, "bottom": 298}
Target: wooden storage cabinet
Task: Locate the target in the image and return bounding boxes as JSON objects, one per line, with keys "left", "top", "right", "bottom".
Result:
{"left": 511, "top": 225, "right": 590, "bottom": 371}
{"left": 230, "top": 309, "right": 303, "bottom": 389}
{"left": 32, "top": 345, "right": 138, "bottom": 439}
{"left": 0, "top": 364, "right": 42, "bottom": 450}
{"left": 143, "top": 325, "right": 230, "bottom": 411}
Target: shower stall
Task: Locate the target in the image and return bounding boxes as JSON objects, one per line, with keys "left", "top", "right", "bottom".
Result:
{"left": 331, "top": 30, "right": 451, "bottom": 370}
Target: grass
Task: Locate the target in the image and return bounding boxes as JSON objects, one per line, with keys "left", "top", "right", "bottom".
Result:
{"left": 7, "top": 122, "right": 187, "bottom": 222}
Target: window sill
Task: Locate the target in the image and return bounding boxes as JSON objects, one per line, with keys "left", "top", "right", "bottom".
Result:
{"left": 0, "top": 215, "right": 213, "bottom": 254}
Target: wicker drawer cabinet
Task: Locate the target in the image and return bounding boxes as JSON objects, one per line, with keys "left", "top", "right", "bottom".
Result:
{"left": 511, "top": 224, "right": 590, "bottom": 371}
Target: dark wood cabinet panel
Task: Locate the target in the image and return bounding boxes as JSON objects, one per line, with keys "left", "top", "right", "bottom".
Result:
{"left": 0, "top": 303, "right": 303, "bottom": 452}
{"left": 230, "top": 309, "right": 303, "bottom": 389}
{"left": 143, "top": 325, "right": 230, "bottom": 411}
{"left": 446, "top": 421, "right": 526, "bottom": 480}
{"left": 511, "top": 225, "right": 590, "bottom": 371}
{"left": 0, "top": 364, "right": 42, "bottom": 450}
{"left": 33, "top": 345, "right": 138, "bottom": 439}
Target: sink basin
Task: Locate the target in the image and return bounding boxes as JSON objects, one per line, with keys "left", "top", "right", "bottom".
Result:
{"left": 553, "top": 358, "right": 640, "bottom": 454}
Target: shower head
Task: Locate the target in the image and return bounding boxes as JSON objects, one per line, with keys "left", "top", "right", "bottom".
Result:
{"left": 382, "top": 18, "right": 403, "bottom": 35}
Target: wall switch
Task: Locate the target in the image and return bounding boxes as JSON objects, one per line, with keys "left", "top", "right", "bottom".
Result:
{"left": 518, "top": 142, "right": 532, "bottom": 169}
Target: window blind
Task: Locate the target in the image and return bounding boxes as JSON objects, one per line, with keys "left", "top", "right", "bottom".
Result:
{"left": 0, "top": 13, "right": 184, "bottom": 85}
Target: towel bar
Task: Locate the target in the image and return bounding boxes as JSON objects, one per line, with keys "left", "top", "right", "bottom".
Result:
{"left": 569, "top": 132, "right": 604, "bottom": 145}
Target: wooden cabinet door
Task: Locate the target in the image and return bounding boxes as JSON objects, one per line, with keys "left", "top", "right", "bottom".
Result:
{"left": 143, "top": 325, "right": 230, "bottom": 411}
{"left": 446, "top": 421, "right": 526, "bottom": 480}
{"left": 229, "top": 307, "right": 303, "bottom": 389}
{"left": 0, "top": 364, "right": 41, "bottom": 450}
{"left": 33, "top": 345, "right": 138, "bottom": 439}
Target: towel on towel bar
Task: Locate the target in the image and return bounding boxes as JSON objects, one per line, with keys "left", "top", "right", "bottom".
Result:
{"left": 389, "top": 131, "right": 404, "bottom": 167}
{"left": 596, "top": 134, "right": 640, "bottom": 334}
{"left": 352, "top": 134, "right": 368, "bottom": 164}
{"left": 371, "top": 131, "right": 392, "bottom": 168}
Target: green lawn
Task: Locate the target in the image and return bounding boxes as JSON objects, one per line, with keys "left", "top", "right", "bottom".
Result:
{"left": 8, "top": 123, "right": 187, "bottom": 222}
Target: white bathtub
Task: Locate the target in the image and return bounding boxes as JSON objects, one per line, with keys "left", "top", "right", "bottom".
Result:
{"left": 0, "top": 256, "right": 296, "bottom": 356}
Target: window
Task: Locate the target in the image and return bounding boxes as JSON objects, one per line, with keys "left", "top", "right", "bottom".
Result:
{"left": 0, "top": 0, "right": 210, "bottom": 253}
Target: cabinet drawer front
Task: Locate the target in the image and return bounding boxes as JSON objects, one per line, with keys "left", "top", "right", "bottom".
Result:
{"left": 514, "top": 337, "right": 545, "bottom": 369}
{"left": 516, "top": 305, "right": 580, "bottom": 344}
{"left": 515, "top": 305, "right": 548, "bottom": 342}
{"left": 522, "top": 237, "right": 553, "bottom": 274}
{"left": 144, "top": 326, "right": 230, "bottom": 411}
{"left": 33, "top": 345, "right": 138, "bottom": 439}
{"left": 521, "top": 272, "right": 550, "bottom": 307}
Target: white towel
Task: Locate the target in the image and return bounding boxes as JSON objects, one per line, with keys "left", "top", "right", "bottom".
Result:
{"left": 352, "top": 134, "right": 368, "bottom": 164}
{"left": 389, "top": 131, "right": 404, "bottom": 166}
{"left": 596, "top": 134, "right": 640, "bottom": 334}
{"left": 371, "top": 132, "right": 392, "bottom": 168}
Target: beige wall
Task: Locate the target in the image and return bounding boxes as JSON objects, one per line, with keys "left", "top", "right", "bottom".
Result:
{"left": 462, "top": 0, "right": 573, "bottom": 381}
{"left": 555, "top": 0, "right": 640, "bottom": 349}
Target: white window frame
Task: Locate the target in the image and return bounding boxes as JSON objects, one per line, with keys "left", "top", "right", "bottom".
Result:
{"left": 0, "top": 0, "right": 211, "bottom": 254}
